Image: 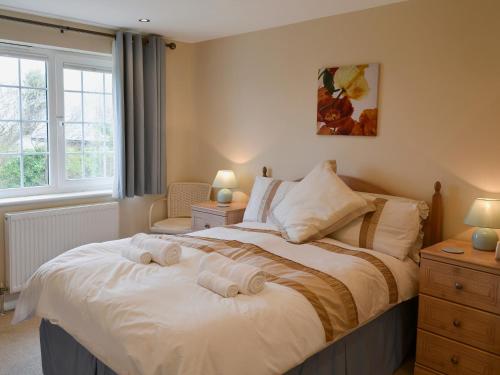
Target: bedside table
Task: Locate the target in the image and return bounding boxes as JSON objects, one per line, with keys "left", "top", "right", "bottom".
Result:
{"left": 414, "top": 239, "right": 500, "bottom": 375}
{"left": 191, "top": 201, "right": 247, "bottom": 231}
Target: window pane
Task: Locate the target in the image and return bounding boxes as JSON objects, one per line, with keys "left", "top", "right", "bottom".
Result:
{"left": 64, "top": 92, "right": 82, "bottom": 122}
{"left": 21, "top": 59, "right": 46, "bottom": 88}
{"left": 83, "top": 123, "right": 104, "bottom": 152}
{"left": 104, "top": 124, "right": 113, "bottom": 151}
{"left": 64, "top": 69, "right": 81, "bottom": 91}
{"left": 83, "top": 93, "right": 103, "bottom": 122}
{"left": 104, "top": 94, "right": 113, "bottom": 124}
{"left": 65, "top": 123, "right": 83, "bottom": 152}
{"left": 84, "top": 152, "right": 104, "bottom": 178}
{"left": 0, "top": 156, "right": 21, "bottom": 188}
{"left": 23, "top": 122, "right": 48, "bottom": 153}
{"left": 0, "top": 56, "right": 19, "bottom": 86}
{"left": 0, "top": 87, "right": 20, "bottom": 120}
{"left": 105, "top": 152, "right": 114, "bottom": 178}
{"left": 66, "top": 153, "right": 82, "bottom": 179}
{"left": 0, "top": 121, "right": 20, "bottom": 153}
{"left": 23, "top": 154, "right": 48, "bottom": 187}
{"left": 22, "top": 88, "right": 47, "bottom": 121}
{"left": 104, "top": 73, "right": 112, "bottom": 94}
{"left": 83, "top": 71, "right": 103, "bottom": 92}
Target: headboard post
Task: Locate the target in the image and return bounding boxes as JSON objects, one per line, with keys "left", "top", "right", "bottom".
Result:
{"left": 425, "top": 181, "right": 443, "bottom": 246}
{"left": 262, "top": 166, "right": 268, "bottom": 177}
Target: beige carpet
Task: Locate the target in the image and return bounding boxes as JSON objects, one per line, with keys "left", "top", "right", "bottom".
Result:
{"left": 0, "top": 311, "right": 42, "bottom": 375}
{"left": 0, "top": 310, "right": 414, "bottom": 375}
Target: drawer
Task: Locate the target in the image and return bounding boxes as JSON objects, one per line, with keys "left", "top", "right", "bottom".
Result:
{"left": 414, "top": 365, "right": 443, "bottom": 375}
{"left": 420, "top": 259, "right": 500, "bottom": 314}
{"left": 416, "top": 329, "right": 500, "bottom": 374}
{"left": 419, "top": 295, "right": 500, "bottom": 354}
{"left": 192, "top": 211, "right": 226, "bottom": 231}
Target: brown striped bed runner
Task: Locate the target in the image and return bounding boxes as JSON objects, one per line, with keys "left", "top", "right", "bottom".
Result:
{"left": 156, "top": 227, "right": 398, "bottom": 342}
{"left": 224, "top": 225, "right": 398, "bottom": 304}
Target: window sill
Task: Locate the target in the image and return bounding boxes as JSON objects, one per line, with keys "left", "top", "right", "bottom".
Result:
{"left": 0, "top": 190, "right": 113, "bottom": 208}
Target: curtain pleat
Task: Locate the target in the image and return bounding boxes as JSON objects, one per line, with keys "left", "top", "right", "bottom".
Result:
{"left": 113, "top": 32, "right": 166, "bottom": 198}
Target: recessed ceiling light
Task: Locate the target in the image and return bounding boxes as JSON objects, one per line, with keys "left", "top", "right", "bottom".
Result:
{"left": 138, "top": 18, "right": 150, "bottom": 23}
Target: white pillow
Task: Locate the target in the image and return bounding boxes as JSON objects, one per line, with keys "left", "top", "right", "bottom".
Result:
{"left": 243, "top": 177, "right": 298, "bottom": 223}
{"left": 269, "top": 160, "right": 373, "bottom": 243}
{"left": 329, "top": 192, "right": 429, "bottom": 261}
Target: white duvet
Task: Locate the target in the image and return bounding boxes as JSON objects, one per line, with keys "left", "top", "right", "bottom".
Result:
{"left": 13, "top": 222, "right": 419, "bottom": 375}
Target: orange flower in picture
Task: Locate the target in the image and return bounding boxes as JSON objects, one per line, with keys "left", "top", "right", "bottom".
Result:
{"left": 317, "top": 63, "right": 379, "bottom": 136}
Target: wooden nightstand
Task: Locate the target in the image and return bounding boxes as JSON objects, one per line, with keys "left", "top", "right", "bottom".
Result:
{"left": 414, "top": 239, "right": 500, "bottom": 375}
{"left": 191, "top": 201, "right": 247, "bottom": 231}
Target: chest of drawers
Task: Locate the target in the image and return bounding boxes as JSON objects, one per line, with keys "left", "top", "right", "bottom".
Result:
{"left": 415, "top": 239, "right": 500, "bottom": 374}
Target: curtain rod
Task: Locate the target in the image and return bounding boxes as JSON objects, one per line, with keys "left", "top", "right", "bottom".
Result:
{"left": 0, "top": 14, "right": 177, "bottom": 50}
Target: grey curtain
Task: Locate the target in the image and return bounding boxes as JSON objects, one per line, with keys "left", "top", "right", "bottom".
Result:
{"left": 113, "top": 32, "right": 166, "bottom": 198}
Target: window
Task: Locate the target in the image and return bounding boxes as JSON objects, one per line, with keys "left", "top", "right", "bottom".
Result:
{"left": 0, "top": 56, "right": 48, "bottom": 189}
{"left": 63, "top": 68, "right": 113, "bottom": 180}
{"left": 0, "top": 44, "right": 113, "bottom": 198}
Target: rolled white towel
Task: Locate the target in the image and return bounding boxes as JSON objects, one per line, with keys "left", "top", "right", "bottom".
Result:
{"left": 131, "top": 233, "right": 149, "bottom": 245}
{"left": 131, "top": 233, "right": 182, "bottom": 266}
{"left": 122, "top": 246, "right": 152, "bottom": 264}
{"left": 199, "top": 253, "right": 266, "bottom": 295}
{"left": 197, "top": 270, "right": 239, "bottom": 298}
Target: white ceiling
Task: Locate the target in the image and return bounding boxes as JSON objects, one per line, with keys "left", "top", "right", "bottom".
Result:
{"left": 0, "top": 0, "right": 404, "bottom": 43}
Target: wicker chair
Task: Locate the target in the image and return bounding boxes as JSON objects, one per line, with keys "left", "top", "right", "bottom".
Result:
{"left": 149, "top": 182, "right": 211, "bottom": 234}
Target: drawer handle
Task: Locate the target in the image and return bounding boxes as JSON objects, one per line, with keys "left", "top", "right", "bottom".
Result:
{"left": 450, "top": 355, "right": 459, "bottom": 365}
{"left": 452, "top": 319, "right": 461, "bottom": 327}
{"left": 454, "top": 282, "right": 463, "bottom": 290}
{"left": 204, "top": 224, "right": 210, "bottom": 229}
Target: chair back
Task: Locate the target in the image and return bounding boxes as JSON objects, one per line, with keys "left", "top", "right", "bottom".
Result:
{"left": 167, "top": 182, "right": 211, "bottom": 218}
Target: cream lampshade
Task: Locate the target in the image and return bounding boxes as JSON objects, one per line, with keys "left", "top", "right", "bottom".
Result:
{"left": 464, "top": 198, "right": 500, "bottom": 251}
{"left": 212, "top": 170, "right": 238, "bottom": 206}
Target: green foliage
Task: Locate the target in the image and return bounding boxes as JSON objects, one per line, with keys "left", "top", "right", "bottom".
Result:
{"left": 23, "top": 155, "right": 47, "bottom": 187}
{"left": 0, "top": 155, "right": 47, "bottom": 189}
{"left": 322, "top": 69, "right": 336, "bottom": 95}
{"left": 0, "top": 157, "right": 20, "bottom": 189}
{"left": 66, "top": 154, "right": 82, "bottom": 179}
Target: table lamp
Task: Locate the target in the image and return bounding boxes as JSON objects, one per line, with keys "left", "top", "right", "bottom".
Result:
{"left": 464, "top": 198, "right": 500, "bottom": 251}
{"left": 212, "top": 170, "right": 238, "bottom": 206}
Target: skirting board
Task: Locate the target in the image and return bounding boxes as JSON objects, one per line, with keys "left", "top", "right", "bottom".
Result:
{"left": 4, "top": 299, "right": 16, "bottom": 311}
{"left": 1, "top": 293, "right": 18, "bottom": 312}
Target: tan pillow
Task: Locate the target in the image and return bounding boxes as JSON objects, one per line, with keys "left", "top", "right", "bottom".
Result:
{"left": 269, "top": 160, "right": 373, "bottom": 243}
{"left": 329, "top": 192, "right": 429, "bottom": 261}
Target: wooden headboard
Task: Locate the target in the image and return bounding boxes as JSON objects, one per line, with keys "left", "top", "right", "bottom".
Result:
{"left": 261, "top": 166, "right": 443, "bottom": 246}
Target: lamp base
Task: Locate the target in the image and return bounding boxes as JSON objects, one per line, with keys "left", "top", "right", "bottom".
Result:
{"left": 217, "top": 188, "right": 233, "bottom": 206}
{"left": 471, "top": 227, "right": 498, "bottom": 251}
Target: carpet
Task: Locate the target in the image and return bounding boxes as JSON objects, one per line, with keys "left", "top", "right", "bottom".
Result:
{"left": 0, "top": 311, "right": 42, "bottom": 375}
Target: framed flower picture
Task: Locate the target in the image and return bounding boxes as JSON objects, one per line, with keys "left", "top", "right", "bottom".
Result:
{"left": 317, "top": 63, "right": 379, "bottom": 136}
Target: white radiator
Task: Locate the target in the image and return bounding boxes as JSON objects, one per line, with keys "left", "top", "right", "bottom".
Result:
{"left": 5, "top": 202, "right": 119, "bottom": 293}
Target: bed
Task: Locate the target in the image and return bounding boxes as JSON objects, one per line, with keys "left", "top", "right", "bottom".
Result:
{"left": 13, "top": 171, "right": 443, "bottom": 375}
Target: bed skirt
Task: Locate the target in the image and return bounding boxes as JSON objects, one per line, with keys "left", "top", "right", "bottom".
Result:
{"left": 39, "top": 297, "right": 417, "bottom": 375}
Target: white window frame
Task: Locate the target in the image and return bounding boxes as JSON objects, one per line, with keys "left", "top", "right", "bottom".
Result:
{"left": 0, "top": 43, "right": 113, "bottom": 199}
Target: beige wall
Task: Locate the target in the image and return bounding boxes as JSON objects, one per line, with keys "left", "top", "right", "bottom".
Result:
{"left": 190, "top": 0, "right": 500, "bottom": 241}
{"left": 0, "top": 11, "right": 198, "bottom": 287}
